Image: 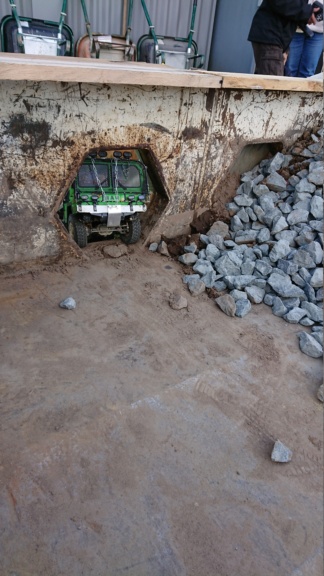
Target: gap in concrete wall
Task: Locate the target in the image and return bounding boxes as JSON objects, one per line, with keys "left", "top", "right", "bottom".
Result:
{"left": 229, "top": 142, "right": 283, "bottom": 176}
{"left": 138, "top": 147, "right": 169, "bottom": 237}
{"left": 211, "top": 141, "right": 284, "bottom": 220}
{"left": 56, "top": 146, "right": 169, "bottom": 249}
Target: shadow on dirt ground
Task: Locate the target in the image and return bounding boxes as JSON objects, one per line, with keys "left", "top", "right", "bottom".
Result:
{"left": 0, "top": 244, "right": 323, "bottom": 576}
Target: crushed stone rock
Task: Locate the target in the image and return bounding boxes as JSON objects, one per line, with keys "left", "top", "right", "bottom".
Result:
{"left": 187, "top": 278, "right": 206, "bottom": 297}
{"left": 271, "top": 440, "right": 292, "bottom": 463}
{"left": 183, "top": 274, "right": 200, "bottom": 284}
{"left": 59, "top": 297, "right": 76, "bottom": 310}
{"left": 317, "top": 384, "right": 324, "bottom": 403}
{"left": 184, "top": 243, "right": 198, "bottom": 254}
{"left": 300, "top": 301, "right": 323, "bottom": 323}
{"left": 310, "top": 268, "right": 323, "bottom": 288}
{"left": 235, "top": 298, "right": 251, "bottom": 317}
{"left": 299, "top": 332, "right": 323, "bottom": 358}
{"left": 169, "top": 292, "right": 188, "bottom": 310}
{"left": 215, "top": 294, "right": 236, "bottom": 317}
{"left": 103, "top": 244, "right": 128, "bottom": 258}
{"left": 178, "top": 253, "right": 198, "bottom": 265}
{"left": 207, "top": 221, "right": 229, "bottom": 238}
{"left": 283, "top": 307, "right": 307, "bottom": 324}
{"left": 172, "top": 129, "right": 322, "bottom": 358}
{"left": 158, "top": 241, "right": 170, "bottom": 257}
{"left": 245, "top": 285, "right": 265, "bottom": 304}
{"left": 266, "top": 173, "right": 287, "bottom": 192}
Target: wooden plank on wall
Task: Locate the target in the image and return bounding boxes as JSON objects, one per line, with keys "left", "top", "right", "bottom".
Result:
{"left": 0, "top": 53, "right": 321, "bottom": 93}
{"left": 220, "top": 71, "right": 323, "bottom": 93}
{"left": 0, "top": 54, "right": 223, "bottom": 89}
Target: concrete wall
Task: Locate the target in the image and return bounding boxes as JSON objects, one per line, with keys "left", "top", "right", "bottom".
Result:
{"left": 0, "top": 77, "right": 322, "bottom": 267}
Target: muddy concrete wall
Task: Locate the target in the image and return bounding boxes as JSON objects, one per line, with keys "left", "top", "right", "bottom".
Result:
{"left": 0, "top": 79, "right": 321, "bottom": 266}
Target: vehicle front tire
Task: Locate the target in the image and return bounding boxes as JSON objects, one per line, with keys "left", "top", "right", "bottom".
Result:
{"left": 121, "top": 215, "right": 141, "bottom": 245}
{"left": 68, "top": 214, "right": 88, "bottom": 248}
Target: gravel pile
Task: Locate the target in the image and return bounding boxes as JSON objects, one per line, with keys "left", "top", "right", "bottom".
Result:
{"left": 176, "top": 129, "right": 323, "bottom": 358}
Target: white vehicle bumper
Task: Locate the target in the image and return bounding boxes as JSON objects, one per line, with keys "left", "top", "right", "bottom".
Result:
{"left": 77, "top": 204, "right": 147, "bottom": 216}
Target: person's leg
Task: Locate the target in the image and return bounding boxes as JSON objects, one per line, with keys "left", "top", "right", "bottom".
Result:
{"left": 284, "top": 32, "right": 305, "bottom": 76}
{"left": 252, "top": 43, "right": 284, "bottom": 75}
{"left": 298, "top": 32, "right": 324, "bottom": 77}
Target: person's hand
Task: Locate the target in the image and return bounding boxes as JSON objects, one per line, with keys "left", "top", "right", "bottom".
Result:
{"left": 308, "top": 7, "right": 320, "bottom": 24}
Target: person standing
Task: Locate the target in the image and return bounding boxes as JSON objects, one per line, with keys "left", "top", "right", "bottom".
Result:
{"left": 248, "top": 0, "right": 318, "bottom": 75}
{"left": 285, "top": 0, "right": 323, "bottom": 77}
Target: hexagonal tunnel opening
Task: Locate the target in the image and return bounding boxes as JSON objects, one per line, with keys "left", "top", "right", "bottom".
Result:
{"left": 56, "top": 146, "right": 169, "bottom": 249}
{"left": 229, "top": 142, "right": 284, "bottom": 177}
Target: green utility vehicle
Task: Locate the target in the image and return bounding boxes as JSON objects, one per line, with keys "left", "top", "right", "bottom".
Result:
{"left": 59, "top": 150, "right": 149, "bottom": 247}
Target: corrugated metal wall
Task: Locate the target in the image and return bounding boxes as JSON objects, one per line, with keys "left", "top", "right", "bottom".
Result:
{"left": 0, "top": 0, "right": 218, "bottom": 68}
{"left": 0, "top": 0, "right": 32, "bottom": 19}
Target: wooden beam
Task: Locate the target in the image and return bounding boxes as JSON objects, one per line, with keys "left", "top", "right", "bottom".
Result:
{"left": 0, "top": 54, "right": 222, "bottom": 89}
{"left": 0, "top": 53, "right": 321, "bottom": 92}
{"left": 219, "top": 70, "right": 323, "bottom": 93}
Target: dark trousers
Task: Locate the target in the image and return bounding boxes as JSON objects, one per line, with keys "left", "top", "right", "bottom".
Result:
{"left": 252, "top": 43, "right": 285, "bottom": 76}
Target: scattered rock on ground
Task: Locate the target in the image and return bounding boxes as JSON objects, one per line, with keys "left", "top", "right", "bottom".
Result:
{"left": 59, "top": 297, "right": 76, "bottom": 310}
{"left": 271, "top": 440, "right": 293, "bottom": 463}
{"left": 187, "top": 278, "right": 206, "bottom": 297}
{"left": 235, "top": 298, "right": 251, "bottom": 318}
{"left": 215, "top": 294, "right": 236, "bottom": 317}
{"left": 298, "top": 332, "right": 323, "bottom": 358}
{"left": 158, "top": 241, "right": 170, "bottom": 257}
{"left": 169, "top": 292, "right": 188, "bottom": 310}
{"left": 103, "top": 244, "right": 128, "bottom": 258}
{"left": 317, "top": 384, "right": 324, "bottom": 402}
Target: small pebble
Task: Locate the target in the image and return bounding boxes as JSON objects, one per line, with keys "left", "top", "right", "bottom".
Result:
{"left": 271, "top": 440, "right": 292, "bottom": 463}
{"left": 59, "top": 297, "right": 76, "bottom": 310}
{"left": 169, "top": 292, "right": 188, "bottom": 310}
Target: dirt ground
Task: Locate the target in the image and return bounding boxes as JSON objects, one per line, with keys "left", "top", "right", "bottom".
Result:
{"left": 0, "top": 242, "right": 323, "bottom": 576}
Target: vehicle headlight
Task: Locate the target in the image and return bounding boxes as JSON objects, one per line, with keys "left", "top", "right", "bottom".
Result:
{"left": 81, "top": 195, "right": 89, "bottom": 200}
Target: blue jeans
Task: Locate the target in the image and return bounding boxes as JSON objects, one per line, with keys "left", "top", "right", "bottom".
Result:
{"left": 285, "top": 32, "right": 323, "bottom": 78}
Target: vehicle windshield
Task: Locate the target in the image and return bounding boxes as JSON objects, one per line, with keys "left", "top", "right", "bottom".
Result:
{"left": 78, "top": 164, "right": 109, "bottom": 188}
{"left": 114, "top": 164, "right": 141, "bottom": 188}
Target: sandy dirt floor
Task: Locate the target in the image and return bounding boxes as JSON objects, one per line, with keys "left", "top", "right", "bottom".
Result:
{"left": 0, "top": 242, "right": 323, "bottom": 576}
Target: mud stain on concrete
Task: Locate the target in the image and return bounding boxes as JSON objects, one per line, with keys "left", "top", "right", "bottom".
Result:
{"left": 140, "top": 123, "right": 172, "bottom": 134}
{"left": 6, "top": 113, "right": 50, "bottom": 156}
{"left": 181, "top": 126, "right": 204, "bottom": 141}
